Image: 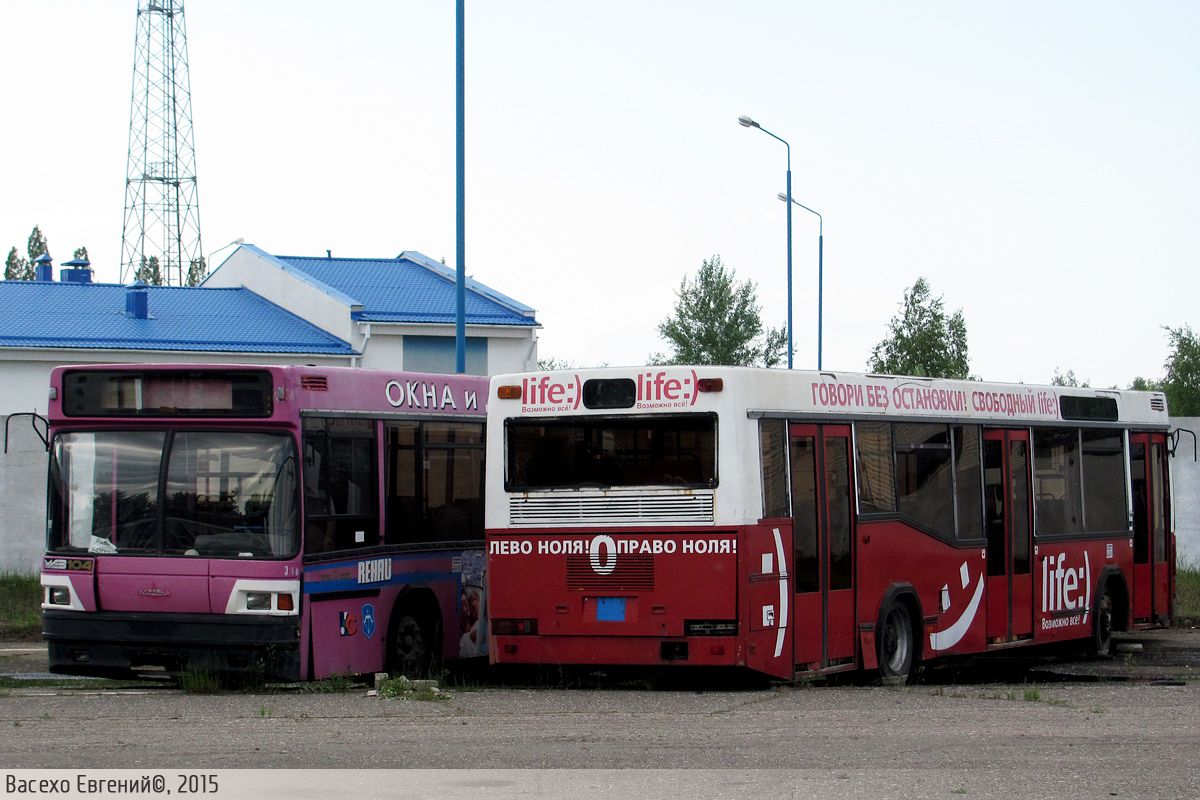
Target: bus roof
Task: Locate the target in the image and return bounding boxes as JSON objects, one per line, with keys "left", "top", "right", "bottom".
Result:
{"left": 49, "top": 364, "right": 490, "bottom": 421}
{"left": 489, "top": 366, "right": 1170, "bottom": 428}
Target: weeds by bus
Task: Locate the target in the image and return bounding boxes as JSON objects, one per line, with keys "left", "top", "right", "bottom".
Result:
{"left": 41, "top": 364, "right": 488, "bottom": 681}
{"left": 485, "top": 366, "right": 1178, "bottom": 682}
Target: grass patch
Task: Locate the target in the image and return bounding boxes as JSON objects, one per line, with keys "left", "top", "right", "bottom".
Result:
{"left": 0, "top": 574, "right": 41, "bottom": 640}
{"left": 0, "top": 675, "right": 146, "bottom": 691}
{"left": 1176, "top": 557, "right": 1200, "bottom": 625}
{"left": 298, "top": 674, "right": 361, "bottom": 693}
{"left": 178, "top": 666, "right": 223, "bottom": 694}
{"left": 376, "top": 675, "right": 449, "bottom": 701}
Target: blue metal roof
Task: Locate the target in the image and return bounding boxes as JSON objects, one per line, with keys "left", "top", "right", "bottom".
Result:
{"left": 268, "top": 250, "right": 538, "bottom": 326}
{"left": 0, "top": 280, "right": 355, "bottom": 354}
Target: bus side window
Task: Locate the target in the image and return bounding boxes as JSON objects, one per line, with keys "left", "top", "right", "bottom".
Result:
{"left": 759, "top": 419, "right": 789, "bottom": 519}
{"left": 303, "top": 430, "right": 330, "bottom": 516}
{"left": 304, "top": 419, "right": 378, "bottom": 554}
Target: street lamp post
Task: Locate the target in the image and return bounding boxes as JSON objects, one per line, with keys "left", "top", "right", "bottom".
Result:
{"left": 204, "top": 237, "right": 244, "bottom": 272}
{"left": 739, "top": 115, "right": 793, "bottom": 369}
{"left": 778, "top": 193, "right": 823, "bottom": 371}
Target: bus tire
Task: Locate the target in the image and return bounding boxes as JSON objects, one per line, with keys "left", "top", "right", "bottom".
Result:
{"left": 386, "top": 599, "right": 442, "bottom": 678}
{"left": 878, "top": 599, "right": 917, "bottom": 686}
{"left": 1088, "top": 588, "right": 1115, "bottom": 657}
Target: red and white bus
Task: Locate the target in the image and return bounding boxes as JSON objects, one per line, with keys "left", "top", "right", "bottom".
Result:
{"left": 41, "top": 364, "right": 488, "bottom": 681}
{"left": 485, "top": 366, "right": 1176, "bottom": 682}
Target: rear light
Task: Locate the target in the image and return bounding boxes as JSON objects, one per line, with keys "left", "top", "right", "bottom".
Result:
{"left": 496, "top": 385, "right": 522, "bottom": 400}
{"left": 492, "top": 618, "right": 538, "bottom": 635}
{"left": 696, "top": 378, "right": 723, "bottom": 393}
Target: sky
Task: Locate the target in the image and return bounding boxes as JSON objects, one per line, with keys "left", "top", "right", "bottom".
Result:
{"left": 2, "top": 1, "right": 1197, "bottom": 389}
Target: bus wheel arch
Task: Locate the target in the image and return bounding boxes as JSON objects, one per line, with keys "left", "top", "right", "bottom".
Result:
{"left": 1089, "top": 568, "right": 1128, "bottom": 657}
{"left": 386, "top": 588, "right": 443, "bottom": 678}
{"left": 876, "top": 585, "right": 922, "bottom": 686}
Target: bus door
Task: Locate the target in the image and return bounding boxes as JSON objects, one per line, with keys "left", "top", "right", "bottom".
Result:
{"left": 788, "top": 424, "right": 856, "bottom": 670}
{"left": 1130, "top": 433, "right": 1171, "bottom": 624}
{"left": 983, "top": 429, "right": 1033, "bottom": 642}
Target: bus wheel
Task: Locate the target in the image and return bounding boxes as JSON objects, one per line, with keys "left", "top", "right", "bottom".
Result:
{"left": 878, "top": 601, "right": 917, "bottom": 685}
{"left": 1088, "top": 589, "right": 1115, "bottom": 657}
{"left": 387, "top": 606, "right": 441, "bottom": 678}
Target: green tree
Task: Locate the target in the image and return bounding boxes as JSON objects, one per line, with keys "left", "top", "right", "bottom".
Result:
{"left": 538, "top": 357, "right": 577, "bottom": 371}
{"left": 3, "top": 228, "right": 88, "bottom": 280}
{"left": 186, "top": 256, "right": 206, "bottom": 287}
{"left": 1129, "top": 376, "right": 1162, "bottom": 392}
{"left": 72, "top": 246, "right": 89, "bottom": 261}
{"left": 868, "top": 277, "right": 970, "bottom": 379}
{"left": 1052, "top": 368, "right": 1090, "bottom": 388}
{"left": 651, "top": 255, "right": 787, "bottom": 367}
{"left": 27, "top": 226, "right": 48, "bottom": 261}
{"left": 136, "top": 255, "right": 163, "bottom": 285}
{"left": 1161, "top": 325, "right": 1200, "bottom": 416}
{"left": 5, "top": 246, "right": 31, "bottom": 281}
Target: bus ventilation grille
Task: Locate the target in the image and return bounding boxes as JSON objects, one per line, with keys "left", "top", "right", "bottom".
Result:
{"left": 509, "top": 493, "right": 714, "bottom": 526}
{"left": 1151, "top": 397, "right": 1166, "bottom": 412}
{"left": 300, "top": 376, "right": 329, "bottom": 391}
{"left": 565, "top": 553, "right": 654, "bottom": 590}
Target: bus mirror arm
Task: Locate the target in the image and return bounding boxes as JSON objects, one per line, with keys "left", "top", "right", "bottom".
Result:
{"left": 4, "top": 412, "right": 49, "bottom": 453}
{"left": 1168, "top": 428, "right": 1196, "bottom": 461}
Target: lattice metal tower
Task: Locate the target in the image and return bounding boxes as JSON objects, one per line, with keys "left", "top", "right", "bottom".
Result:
{"left": 120, "top": 0, "right": 203, "bottom": 286}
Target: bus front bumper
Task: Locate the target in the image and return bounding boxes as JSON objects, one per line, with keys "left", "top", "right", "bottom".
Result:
{"left": 42, "top": 609, "right": 301, "bottom": 681}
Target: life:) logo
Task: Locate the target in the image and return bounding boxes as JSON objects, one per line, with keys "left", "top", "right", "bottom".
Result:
{"left": 521, "top": 370, "right": 704, "bottom": 411}
{"left": 634, "top": 370, "right": 702, "bottom": 408}
{"left": 1041, "top": 550, "right": 1092, "bottom": 615}
{"left": 521, "top": 374, "right": 582, "bottom": 410}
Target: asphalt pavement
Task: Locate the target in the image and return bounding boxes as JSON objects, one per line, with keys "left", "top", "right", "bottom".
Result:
{"left": 1, "top": 630, "right": 1198, "bottom": 798}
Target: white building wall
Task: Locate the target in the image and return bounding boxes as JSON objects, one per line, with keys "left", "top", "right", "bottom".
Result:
{"left": 485, "top": 332, "right": 538, "bottom": 373}
{"left": 0, "top": 419, "right": 49, "bottom": 574}
{"left": 358, "top": 331, "right": 406, "bottom": 371}
{"left": 1, "top": 358, "right": 60, "bottom": 416}
{"left": 1173, "top": 417, "right": 1199, "bottom": 565}
{"left": 202, "top": 247, "right": 361, "bottom": 347}
{"left": 356, "top": 325, "right": 537, "bottom": 374}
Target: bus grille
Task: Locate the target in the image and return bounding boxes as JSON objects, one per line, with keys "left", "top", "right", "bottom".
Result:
{"left": 566, "top": 553, "right": 654, "bottom": 591}
{"left": 509, "top": 492, "right": 714, "bottom": 526}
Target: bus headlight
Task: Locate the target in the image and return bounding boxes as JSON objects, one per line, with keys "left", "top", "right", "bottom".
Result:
{"left": 225, "top": 580, "right": 300, "bottom": 616}
{"left": 48, "top": 586, "right": 71, "bottom": 606}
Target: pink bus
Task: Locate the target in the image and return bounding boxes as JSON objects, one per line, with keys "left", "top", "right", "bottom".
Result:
{"left": 41, "top": 364, "right": 488, "bottom": 681}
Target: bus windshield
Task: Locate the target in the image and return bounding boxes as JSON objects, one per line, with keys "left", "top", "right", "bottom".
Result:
{"left": 48, "top": 430, "right": 299, "bottom": 558}
{"left": 505, "top": 414, "right": 717, "bottom": 490}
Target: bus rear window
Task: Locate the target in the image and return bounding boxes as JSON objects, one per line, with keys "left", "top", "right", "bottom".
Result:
{"left": 62, "top": 370, "right": 273, "bottom": 417}
{"left": 506, "top": 414, "right": 717, "bottom": 490}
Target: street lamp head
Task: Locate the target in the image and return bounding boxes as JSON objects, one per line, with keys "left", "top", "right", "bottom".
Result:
{"left": 738, "top": 115, "right": 758, "bottom": 129}
{"left": 777, "top": 192, "right": 789, "bottom": 202}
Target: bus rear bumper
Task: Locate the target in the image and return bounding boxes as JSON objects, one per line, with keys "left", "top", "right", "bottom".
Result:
{"left": 42, "top": 609, "right": 301, "bottom": 681}
{"left": 490, "top": 634, "right": 741, "bottom": 669}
